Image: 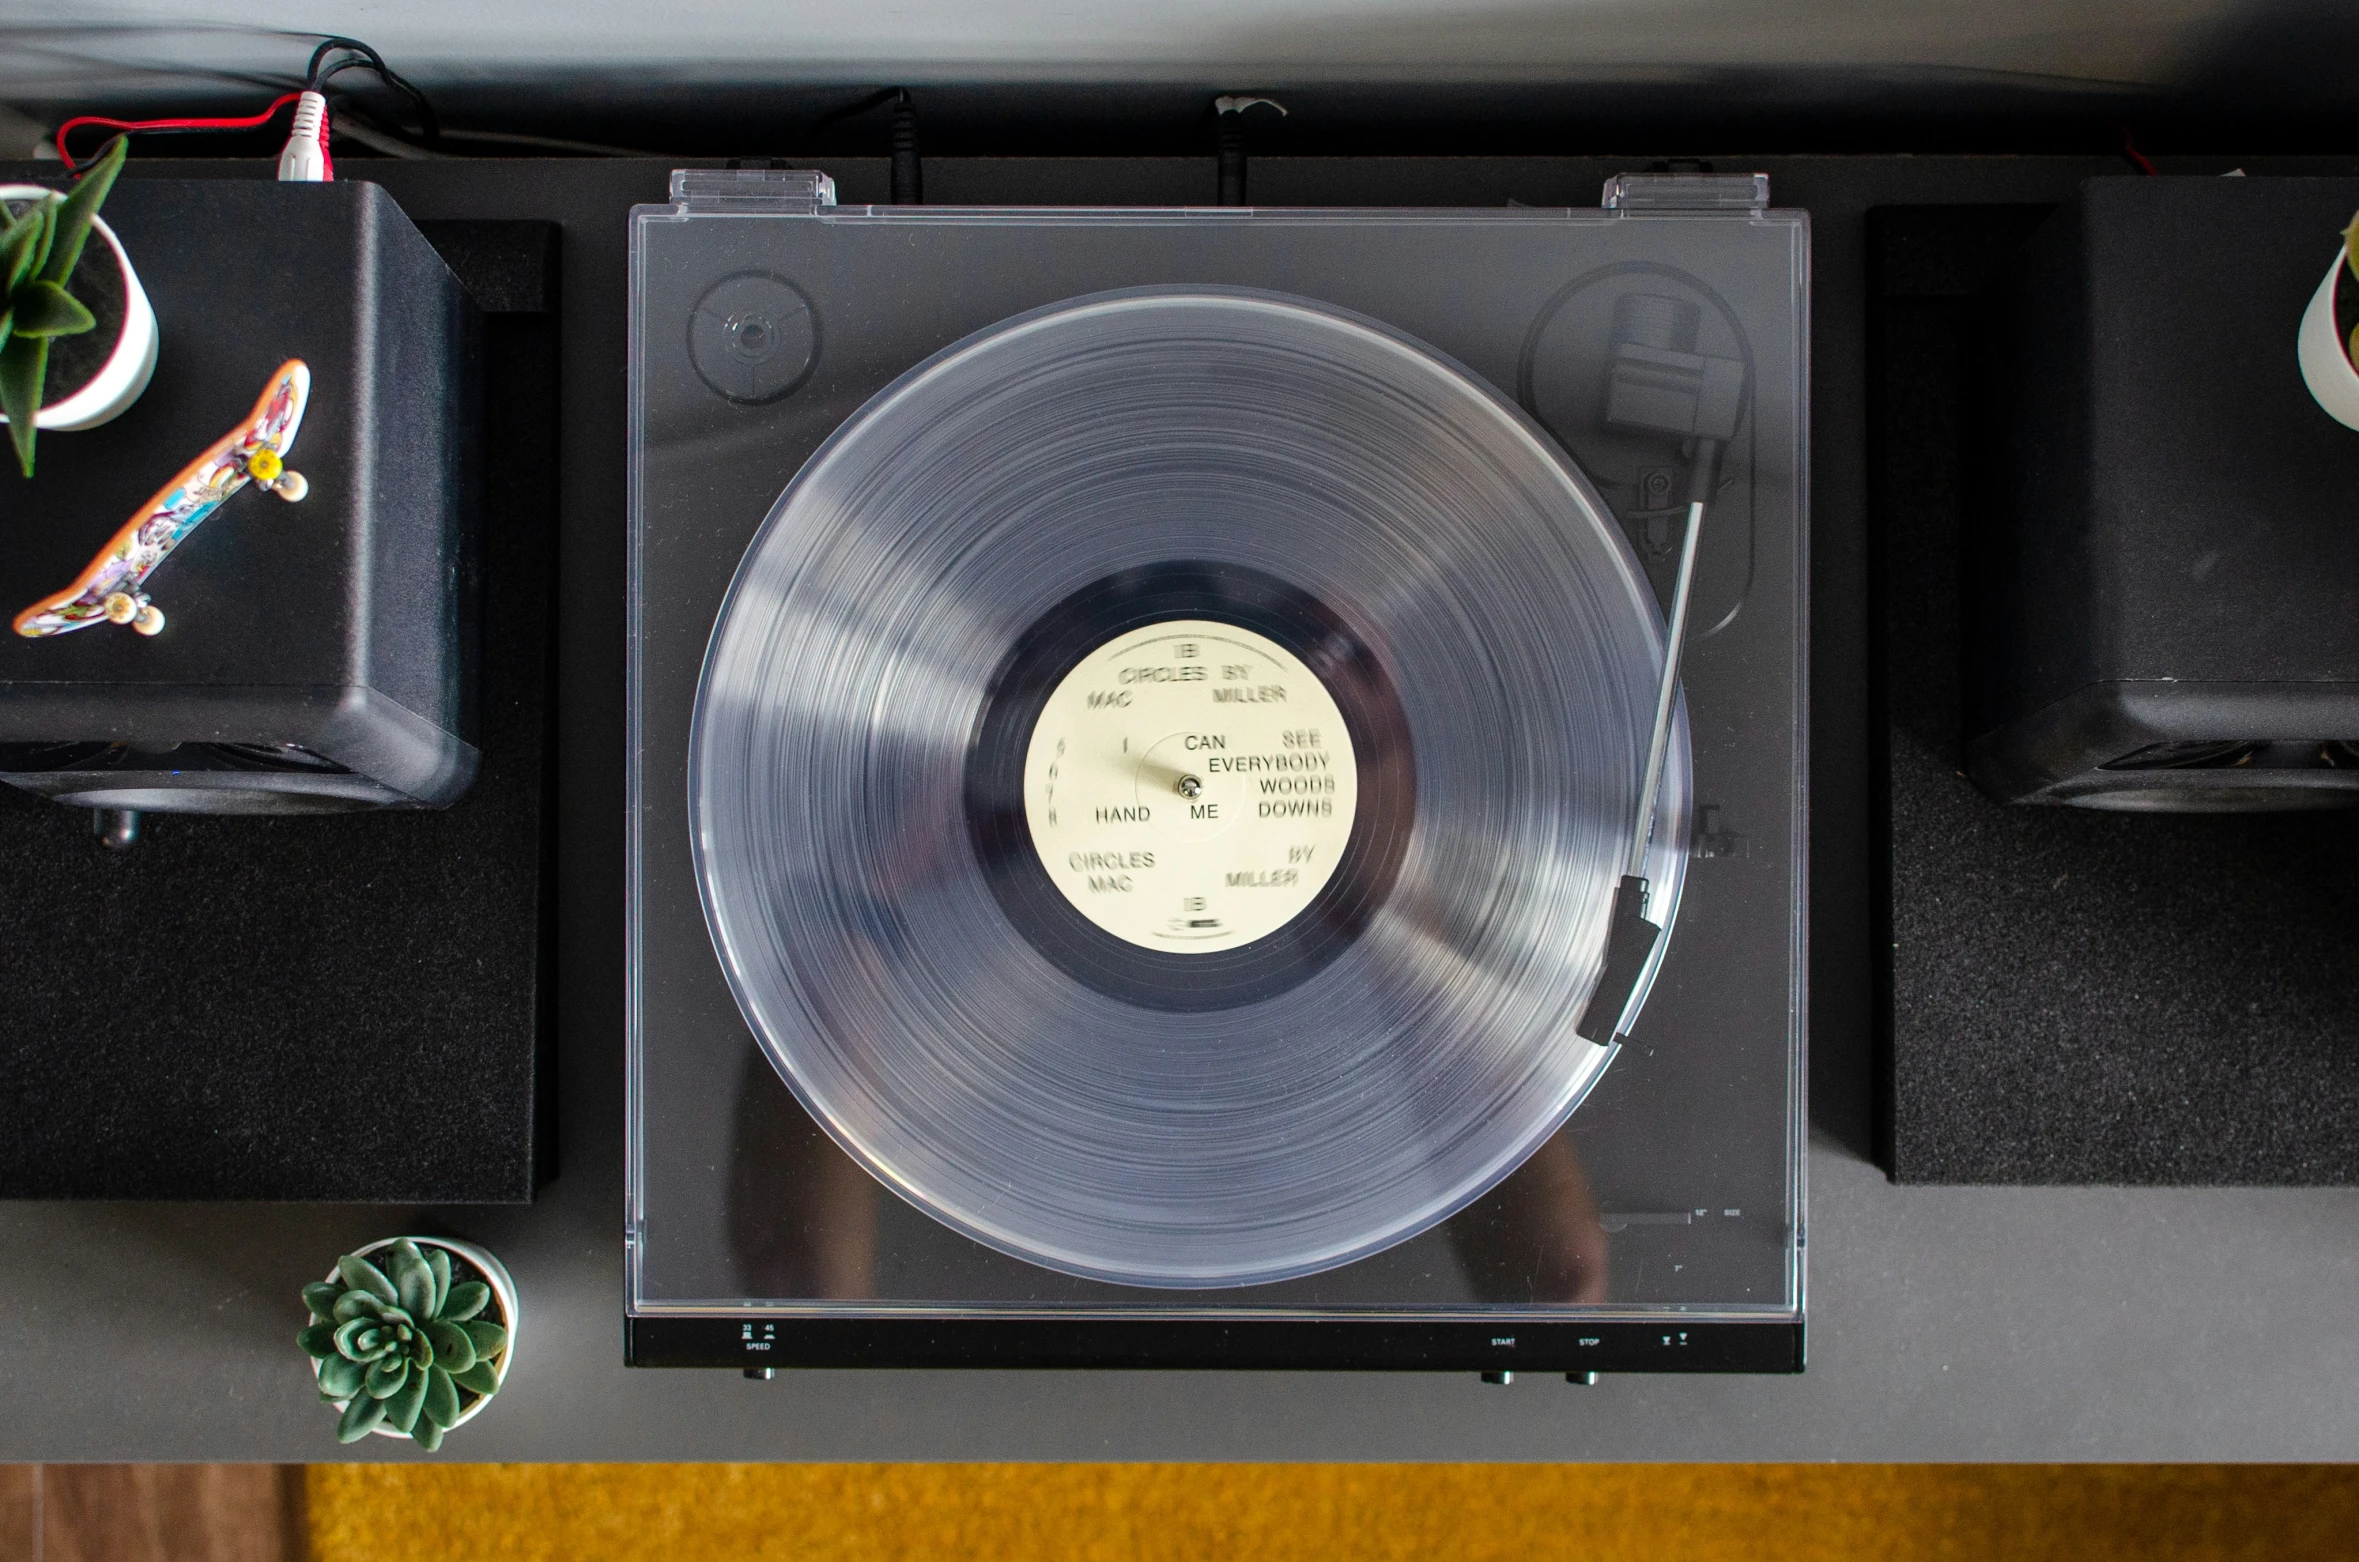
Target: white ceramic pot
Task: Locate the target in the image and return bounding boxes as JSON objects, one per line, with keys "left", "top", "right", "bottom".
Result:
{"left": 2297, "top": 241, "right": 2359, "bottom": 432}
{"left": 0, "top": 182, "right": 159, "bottom": 431}
{"left": 312, "top": 1236, "right": 519, "bottom": 1441}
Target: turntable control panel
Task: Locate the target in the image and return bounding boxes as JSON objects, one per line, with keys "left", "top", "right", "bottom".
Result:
{"left": 1023, "top": 620, "right": 1357, "bottom": 952}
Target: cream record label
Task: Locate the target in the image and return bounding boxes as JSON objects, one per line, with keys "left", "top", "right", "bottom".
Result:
{"left": 1023, "top": 620, "right": 1357, "bottom": 952}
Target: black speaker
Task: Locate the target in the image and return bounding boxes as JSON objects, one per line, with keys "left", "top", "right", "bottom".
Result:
{"left": 0, "top": 178, "right": 479, "bottom": 821}
{"left": 1968, "top": 176, "right": 2359, "bottom": 810}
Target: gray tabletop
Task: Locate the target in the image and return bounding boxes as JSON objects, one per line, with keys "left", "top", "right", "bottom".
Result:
{"left": 6, "top": 153, "right": 2357, "bottom": 1463}
{"left": 9, "top": 1135, "right": 2359, "bottom": 1461}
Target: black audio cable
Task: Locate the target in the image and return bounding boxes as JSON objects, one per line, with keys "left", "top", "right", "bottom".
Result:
{"left": 890, "top": 89, "right": 921, "bottom": 205}
{"left": 1213, "top": 95, "right": 1284, "bottom": 205}
{"left": 802, "top": 87, "right": 921, "bottom": 202}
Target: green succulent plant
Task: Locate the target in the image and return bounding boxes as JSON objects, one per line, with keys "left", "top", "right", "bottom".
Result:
{"left": 0, "top": 133, "right": 128, "bottom": 479}
{"left": 298, "top": 1239, "right": 508, "bottom": 1450}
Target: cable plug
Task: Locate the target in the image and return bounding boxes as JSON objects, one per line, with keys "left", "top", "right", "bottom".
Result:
{"left": 276, "top": 91, "right": 331, "bottom": 181}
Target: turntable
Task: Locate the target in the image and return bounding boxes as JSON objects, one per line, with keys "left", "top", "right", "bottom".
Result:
{"left": 626, "top": 169, "right": 1807, "bottom": 1375}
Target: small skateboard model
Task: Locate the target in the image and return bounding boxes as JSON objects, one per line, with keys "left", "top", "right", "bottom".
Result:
{"left": 13, "top": 359, "right": 311, "bottom": 639}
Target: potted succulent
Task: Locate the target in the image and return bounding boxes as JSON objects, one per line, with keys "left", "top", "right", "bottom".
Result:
{"left": 0, "top": 135, "right": 154, "bottom": 476}
{"left": 2298, "top": 210, "right": 2359, "bottom": 431}
{"left": 298, "top": 1236, "right": 518, "bottom": 1450}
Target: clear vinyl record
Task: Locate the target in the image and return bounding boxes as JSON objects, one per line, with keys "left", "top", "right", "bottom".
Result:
{"left": 690, "top": 287, "right": 1689, "bottom": 1289}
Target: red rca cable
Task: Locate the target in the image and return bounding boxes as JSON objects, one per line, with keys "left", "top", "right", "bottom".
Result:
{"left": 53, "top": 93, "right": 319, "bottom": 176}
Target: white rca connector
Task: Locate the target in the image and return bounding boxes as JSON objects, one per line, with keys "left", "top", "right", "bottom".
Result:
{"left": 276, "top": 90, "right": 331, "bottom": 181}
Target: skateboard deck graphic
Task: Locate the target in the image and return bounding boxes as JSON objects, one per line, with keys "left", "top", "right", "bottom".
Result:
{"left": 13, "top": 359, "right": 310, "bottom": 639}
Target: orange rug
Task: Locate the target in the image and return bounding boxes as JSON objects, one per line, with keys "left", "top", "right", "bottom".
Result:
{"left": 309, "top": 1463, "right": 2359, "bottom": 1561}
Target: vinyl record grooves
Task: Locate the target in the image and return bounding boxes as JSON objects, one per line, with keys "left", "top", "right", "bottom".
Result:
{"left": 691, "top": 287, "right": 1689, "bottom": 1289}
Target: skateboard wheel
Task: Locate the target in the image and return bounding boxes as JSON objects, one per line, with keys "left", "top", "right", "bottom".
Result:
{"left": 103, "top": 592, "right": 137, "bottom": 624}
{"left": 132, "top": 603, "right": 164, "bottom": 636}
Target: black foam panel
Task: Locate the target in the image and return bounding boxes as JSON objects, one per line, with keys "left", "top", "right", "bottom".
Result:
{"left": 0, "top": 213, "right": 557, "bottom": 1201}
{"left": 1875, "top": 203, "right": 2359, "bottom": 1183}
